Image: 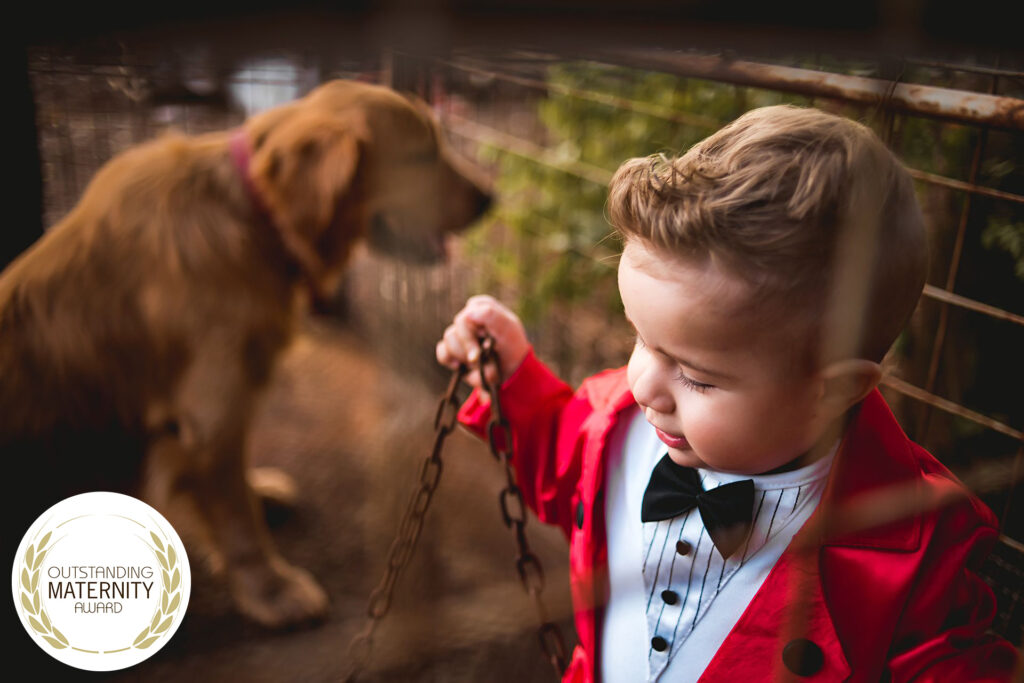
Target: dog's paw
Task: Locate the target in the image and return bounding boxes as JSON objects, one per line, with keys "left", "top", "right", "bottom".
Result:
{"left": 247, "top": 466, "right": 299, "bottom": 510}
{"left": 230, "top": 558, "right": 329, "bottom": 628}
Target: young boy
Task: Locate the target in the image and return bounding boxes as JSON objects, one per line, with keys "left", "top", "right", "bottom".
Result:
{"left": 436, "top": 105, "right": 1018, "bottom": 682}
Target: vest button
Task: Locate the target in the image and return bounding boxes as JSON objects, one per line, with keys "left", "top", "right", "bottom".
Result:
{"left": 575, "top": 500, "right": 584, "bottom": 529}
{"left": 661, "top": 589, "right": 679, "bottom": 605}
{"left": 782, "top": 638, "right": 824, "bottom": 676}
{"left": 676, "top": 540, "right": 692, "bottom": 555}
{"left": 651, "top": 636, "right": 668, "bottom": 652}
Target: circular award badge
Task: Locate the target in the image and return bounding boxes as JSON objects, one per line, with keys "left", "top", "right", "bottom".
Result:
{"left": 11, "top": 491, "right": 191, "bottom": 671}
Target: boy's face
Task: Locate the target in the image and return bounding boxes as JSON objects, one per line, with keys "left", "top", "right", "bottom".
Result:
{"left": 619, "top": 238, "right": 828, "bottom": 475}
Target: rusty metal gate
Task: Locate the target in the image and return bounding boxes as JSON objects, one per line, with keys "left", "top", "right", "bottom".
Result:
{"left": 23, "top": 35, "right": 1024, "bottom": 662}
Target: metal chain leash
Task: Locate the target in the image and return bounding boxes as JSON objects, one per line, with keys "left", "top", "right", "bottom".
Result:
{"left": 343, "top": 364, "right": 465, "bottom": 682}
{"left": 477, "top": 337, "right": 568, "bottom": 679}
{"left": 343, "top": 336, "right": 567, "bottom": 681}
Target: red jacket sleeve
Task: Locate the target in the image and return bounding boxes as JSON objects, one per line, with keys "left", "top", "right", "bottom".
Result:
{"left": 886, "top": 457, "right": 1020, "bottom": 681}
{"left": 458, "top": 349, "right": 593, "bottom": 539}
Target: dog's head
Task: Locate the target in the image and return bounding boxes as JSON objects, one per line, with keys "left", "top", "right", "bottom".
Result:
{"left": 243, "top": 80, "right": 492, "bottom": 287}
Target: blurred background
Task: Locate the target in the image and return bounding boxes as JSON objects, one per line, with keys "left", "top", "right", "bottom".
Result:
{"left": 9, "top": 1, "right": 1023, "bottom": 680}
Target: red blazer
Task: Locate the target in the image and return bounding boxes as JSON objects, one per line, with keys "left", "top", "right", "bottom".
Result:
{"left": 459, "top": 351, "right": 1019, "bottom": 682}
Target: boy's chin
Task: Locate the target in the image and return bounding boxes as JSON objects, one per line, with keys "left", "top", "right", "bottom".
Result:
{"left": 666, "top": 448, "right": 707, "bottom": 469}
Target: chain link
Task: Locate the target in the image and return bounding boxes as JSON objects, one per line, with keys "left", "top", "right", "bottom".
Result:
{"left": 477, "top": 337, "right": 569, "bottom": 678}
{"left": 343, "top": 366, "right": 464, "bottom": 682}
{"left": 344, "top": 337, "right": 567, "bottom": 681}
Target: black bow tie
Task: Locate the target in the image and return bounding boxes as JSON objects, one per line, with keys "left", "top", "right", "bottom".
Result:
{"left": 641, "top": 455, "right": 755, "bottom": 560}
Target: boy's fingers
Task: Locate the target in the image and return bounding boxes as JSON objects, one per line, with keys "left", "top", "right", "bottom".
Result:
{"left": 442, "top": 325, "right": 472, "bottom": 365}
{"left": 465, "top": 304, "right": 513, "bottom": 340}
{"left": 448, "top": 296, "right": 529, "bottom": 381}
{"left": 465, "top": 294, "right": 500, "bottom": 309}
{"left": 439, "top": 296, "right": 525, "bottom": 391}
{"left": 452, "top": 311, "right": 483, "bottom": 362}
{"left": 465, "top": 304, "right": 528, "bottom": 375}
{"left": 436, "top": 333, "right": 483, "bottom": 389}
{"left": 435, "top": 340, "right": 459, "bottom": 368}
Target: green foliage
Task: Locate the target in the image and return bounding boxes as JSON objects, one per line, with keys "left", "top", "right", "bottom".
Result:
{"left": 462, "top": 58, "right": 1022, "bottom": 397}
{"left": 896, "top": 117, "right": 973, "bottom": 178}
{"left": 465, "top": 63, "right": 812, "bottom": 369}
{"left": 978, "top": 131, "right": 1024, "bottom": 282}
{"left": 982, "top": 220, "right": 1024, "bottom": 280}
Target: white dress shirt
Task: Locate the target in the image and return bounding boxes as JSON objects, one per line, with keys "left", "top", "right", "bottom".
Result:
{"left": 601, "top": 406, "right": 837, "bottom": 683}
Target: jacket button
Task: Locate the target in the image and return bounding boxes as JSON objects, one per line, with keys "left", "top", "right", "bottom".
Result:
{"left": 661, "top": 589, "right": 679, "bottom": 605}
{"left": 676, "top": 540, "right": 692, "bottom": 555}
{"left": 575, "top": 500, "right": 584, "bottom": 529}
{"left": 651, "top": 636, "right": 668, "bottom": 652}
{"left": 782, "top": 638, "right": 824, "bottom": 676}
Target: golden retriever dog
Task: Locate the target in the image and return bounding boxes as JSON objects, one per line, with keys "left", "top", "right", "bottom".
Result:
{"left": 0, "top": 80, "right": 491, "bottom": 628}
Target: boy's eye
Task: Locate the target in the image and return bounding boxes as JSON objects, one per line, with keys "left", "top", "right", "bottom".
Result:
{"left": 635, "top": 334, "right": 715, "bottom": 392}
{"left": 676, "top": 370, "right": 714, "bottom": 393}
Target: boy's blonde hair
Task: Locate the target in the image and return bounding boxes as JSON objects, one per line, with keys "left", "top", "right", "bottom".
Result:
{"left": 608, "top": 104, "right": 927, "bottom": 366}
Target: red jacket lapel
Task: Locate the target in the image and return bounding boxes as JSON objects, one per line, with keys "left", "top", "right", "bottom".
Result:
{"left": 700, "top": 391, "right": 925, "bottom": 681}
{"left": 462, "top": 355, "right": 1010, "bottom": 682}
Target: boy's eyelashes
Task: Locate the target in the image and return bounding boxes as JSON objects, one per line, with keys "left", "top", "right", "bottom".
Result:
{"left": 675, "top": 370, "right": 715, "bottom": 393}
{"left": 633, "top": 334, "right": 716, "bottom": 392}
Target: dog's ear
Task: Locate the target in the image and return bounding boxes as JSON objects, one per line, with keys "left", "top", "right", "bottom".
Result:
{"left": 250, "top": 109, "right": 362, "bottom": 246}
{"left": 400, "top": 91, "right": 432, "bottom": 114}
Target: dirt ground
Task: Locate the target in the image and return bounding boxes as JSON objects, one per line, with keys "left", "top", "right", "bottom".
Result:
{"left": 15, "top": 320, "right": 575, "bottom": 682}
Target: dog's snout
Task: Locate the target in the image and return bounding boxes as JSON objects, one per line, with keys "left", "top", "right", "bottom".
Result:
{"left": 475, "top": 189, "right": 494, "bottom": 219}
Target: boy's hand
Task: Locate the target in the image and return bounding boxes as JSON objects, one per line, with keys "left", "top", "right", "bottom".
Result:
{"left": 436, "top": 295, "right": 531, "bottom": 389}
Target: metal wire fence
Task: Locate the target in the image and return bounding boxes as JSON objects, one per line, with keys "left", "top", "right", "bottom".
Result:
{"left": 383, "top": 48, "right": 1024, "bottom": 643}
{"left": 25, "top": 39, "right": 1024, "bottom": 647}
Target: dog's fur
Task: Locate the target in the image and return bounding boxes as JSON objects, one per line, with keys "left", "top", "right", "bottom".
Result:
{"left": 0, "top": 80, "right": 491, "bottom": 627}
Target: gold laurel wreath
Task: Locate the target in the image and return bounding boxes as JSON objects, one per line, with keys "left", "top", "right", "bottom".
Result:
{"left": 19, "top": 531, "right": 69, "bottom": 649}
{"left": 132, "top": 531, "right": 181, "bottom": 650}
{"left": 17, "top": 527, "right": 184, "bottom": 652}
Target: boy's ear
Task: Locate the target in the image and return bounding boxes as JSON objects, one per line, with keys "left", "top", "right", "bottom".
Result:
{"left": 817, "top": 359, "right": 882, "bottom": 419}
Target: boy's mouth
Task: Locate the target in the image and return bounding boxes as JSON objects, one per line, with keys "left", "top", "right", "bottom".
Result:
{"left": 655, "top": 427, "right": 691, "bottom": 451}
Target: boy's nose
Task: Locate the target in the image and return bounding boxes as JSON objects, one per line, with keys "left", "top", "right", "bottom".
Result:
{"left": 631, "top": 365, "right": 675, "bottom": 416}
